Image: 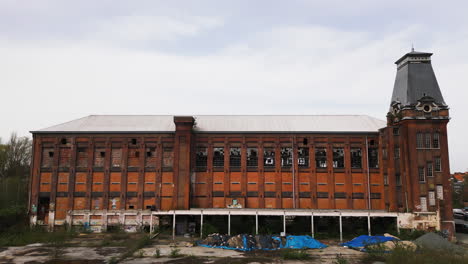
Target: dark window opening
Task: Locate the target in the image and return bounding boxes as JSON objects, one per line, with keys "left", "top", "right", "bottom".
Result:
{"left": 333, "top": 148, "right": 344, "bottom": 168}
{"left": 298, "top": 147, "right": 309, "bottom": 167}
{"left": 350, "top": 148, "right": 362, "bottom": 168}
{"left": 135, "top": 151, "right": 140, "bottom": 158}
{"left": 369, "top": 139, "right": 375, "bottom": 146}
{"left": 317, "top": 192, "right": 328, "bottom": 198}
{"left": 61, "top": 138, "right": 67, "bottom": 144}
{"left": 100, "top": 152, "right": 105, "bottom": 157}
{"left": 264, "top": 148, "right": 275, "bottom": 167}
{"left": 146, "top": 151, "right": 152, "bottom": 157}
{"left": 131, "top": 138, "right": 137, "bottom": 145}
{"left": 395, "top": 173, "right": 401, "bottom": 185}
{"left": 230, "top": 147, "right": 241, "bottom": 167}
{"left": 303, "top": 138, "right": 308, "bottom": 145}
{"left": 48, "top": 151, "right": 54, "bottom": 157}
{"left": 213, "top": 147, "right": 224, "bottom": 167}
{"left": 315, "top": 148, "right": 327, "bottom": 168}
{"left": 435, "top": 157, "right": 441, "bottom": 172}
{"left": 128, "top": 205, "right": 134, "bottom": 209}
{"left": 394, "top": 147, "right": 400, "bottom": 159}
{"left": 247, "top": 148, "right": 258, "bottom": 167}
{"left": 418, "top": 167, "right": 425, "bottom": 182}
{"left": 195, "top": 147, "right": 208, "bottom": 168}
{"left": 393, "top": 127, "right": 399, "bottom": 135}
{"left": 384, "top": 174, "right": 388, "bottom": 185}
{"left": 145, "top": 147, "right": 157, "bottom": 168}
{"left": 368, "top": 148, "right": 379, "bottom": 168}
{"left": 281, "top": 147, "right": 292, "bottom": 167}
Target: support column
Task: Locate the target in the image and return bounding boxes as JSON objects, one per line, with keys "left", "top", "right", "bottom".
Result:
{"left": 172, "top": 212, "right": 176, "bottom": 240}
{"left": 339, "top": 213, "right": 343, "bottom": 242}
{"left": 228, "top": 212, "right": 231, "bottom": 235}
{"left": 255, "top": 211, "right": 258, "bottom": 235}
{"left": 200, "top": 210, "right": 204, "bottom": 238}
{"left": 311, "top": 212, "right": 315, "bottom": 238}
{"left": 367, "top": 213, "right": 371, "bottom": 236}
{"left": 283, "top": 211, "right": 286, "bottom": 235}
{"left": 150, "top": 212, "right": 154, "bottom": 234}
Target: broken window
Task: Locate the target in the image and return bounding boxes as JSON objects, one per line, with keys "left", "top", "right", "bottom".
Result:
{"left": 41, "top": 148, "right": 54, "bottom": 167}
{"left": 418, "top": 167, "right": 425, "bottom": 182}
{"left": 94, "top": 148, "right": 105, "bottom": 167}
{"left": 195, "top": 147, "right": 208, "bottom": 169}
{"left": 384, "top": 173, "right": 388, "bottom": 185}
{"left": 368, "top": 148, "right": 379, "bottom": 168}
{"left": 111, "top": 149, "right": 122, "bottom": 167}
{"left": 162, "top": 148, "right": 174, "bottom": 168}
{"left": 213, "top": 147, "right": 224, "bottom": 167}
{"left": 435, "top": 157, "right": 441, "bottom": 172}
{"left": 433, "top": 133, "right": 440, "bottom": 148}
{"left": 416, "top": 133, "right": 423, "bottom": 149}
{"left": 281, "top": 147, "right": 292, "bottom": 167}
{"left": 298, "top": 147, "right": 309, "bottom": 167}
{"left": 424, "top": 133, "right": 431, "bottom": 148}
{"left": 59, "top": 148, "right": 71, "bottom": 168}
{"left": 332, "top": 148, "right": 344, "bottom": 168}
{"left": 264, "top": 148, "right": 275, "bottom": 167}
{"left": 426, "top": 162, "right": 433, "bottom": 177}
{"left": 395, "top": 173, "right": 401, "bottom": 185}
{"left": 145, "top": 147, "right": 157, "bottom": 167}
{"left": 76, "top": 148, "right": 88, "bottom": 168}
{"left": 350, "top": 148, "right": 362, "bottom": 168}
{"left": 247, "top": 148, "right": 258, "bottom": 167}
{"left": 315, "top": 148, "right": 327, "bottom": 168}
{"left": 230, "top": 147, "right": 241, "bottom": 168}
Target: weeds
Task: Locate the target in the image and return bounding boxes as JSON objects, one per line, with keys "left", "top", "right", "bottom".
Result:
{"left": 281, "top": 249, "right": 310, "bottom": 260}
{"left": 153, "top": 248, "right": 161, "bottom": 258}
{"left": 169, "top": 248, "right": 183, "bottom": 258}
{"left": 0, "top": 225, "right": 77, "bottom": 247}
{"left": 334, "top": 254, "right": 348, "bottom": 264}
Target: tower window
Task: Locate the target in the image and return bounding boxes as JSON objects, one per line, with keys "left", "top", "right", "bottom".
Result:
{"left": 416, "top": 133, "right": 423, "bottom": 149}
{"left": 394, "top": 147, "right": 400, "bottom": 159}
{"left": 435, "top": 157, "right": 441, "bottom": 172}
{"left": 393, "top": 127, "right": 399, "bottom": 135}
{"left": 418, "top": 167, "right": 425, "bottom": 182}
{"left": 425, "top": 133, "right": 431, "bottom": 148}
{"left": 315, "top": 148, "right": 327, "bottom": 168}
{"left": 427, "top": 162, "right": 433, "bottom": 177}
{"left": 350, "top": 148, "right": 362, "bottom": 168}
{"left": 395, "top": 173, "right": 401, "bottom": 185}
{"left": 433, "top": 133, "right": 440, "bottom": 148}
{"left": 333, "top": 148, "right": 344, "bottom": 168}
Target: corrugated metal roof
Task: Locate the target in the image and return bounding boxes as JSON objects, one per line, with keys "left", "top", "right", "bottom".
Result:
{"left": 33, "top": 115, "right": 386, "bottom": 133}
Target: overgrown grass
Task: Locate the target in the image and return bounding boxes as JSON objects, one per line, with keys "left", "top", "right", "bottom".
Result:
{"left": 169, "top": 248, "right": 183, "bottom": 258}
{"left": 281, "top": 249, "right": 310, "bottom": 260}
{"left": 397, "top": 229, "right": 427, "bottom": 240}
{"left": 0, "top": 225, "right": 77, "bottom": 247}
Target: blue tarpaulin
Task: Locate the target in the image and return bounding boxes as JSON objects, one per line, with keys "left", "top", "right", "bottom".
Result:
{"left": 340, "top": 235, "right": 398, "bottom": 248}
{"left": 277, "top": 235, "right": 328, "bottom": 249}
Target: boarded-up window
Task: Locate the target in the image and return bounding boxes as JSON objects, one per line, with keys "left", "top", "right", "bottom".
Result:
{"left": 128, "top": 148, "right": 140, "bottom": 167}
{"left": 162, "top": 148, "right": 174, "bottom": 168}
{"left": 41, "top": 148, "right": 54, "bottom": 167}
{"left": 111, "top": 148, "right": 122, "bottom": 167}
{"left": 94, "top": 148, "right": 105, "bottom": 167}
{"left": 145, "top": 147, "right": 157, "bottom": 167}
{"left": 59, "top": 148, "right": 71, "bottom": 168}
{"left": 76, "top": 148, "right": 88, "bottom": 168}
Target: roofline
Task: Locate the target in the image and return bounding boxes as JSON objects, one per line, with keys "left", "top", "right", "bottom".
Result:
{"left": 395, "top": 51, "right": 433, "bottom": 65}
{"left": 30, "top": 130, "right": 382, "bottom": 135}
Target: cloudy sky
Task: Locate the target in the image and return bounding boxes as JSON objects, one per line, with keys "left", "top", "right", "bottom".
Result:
{"left": 1, "top": 0, "right": 467, "bottom": 171}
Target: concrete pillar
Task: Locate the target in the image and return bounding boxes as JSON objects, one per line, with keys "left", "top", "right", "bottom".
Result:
{"left": 228, "top": 212, "right": 231, "bottom": 236}
{"left": 150, "top": 212, "right": 154, "bottom": 234}
{"left": 339, "top": 214, "right": 343, "bottom": 242}
{"left": 283, "top": 211, "right": 286, "bottom": 235}
{"left": 367, "top": 213, "right": 371, "bottom": 236}
{"left": 172, "top": 212, "right": 176, "bottom": 240}
{"left": 255, "top": 211, "right": 258, "bottom": 235}
{"left": 311, "top": 212, "right": 315, "bottom": 238}
{"left": 200, "top": 210, "right": 204, "bottom": 238}
{"left": 396, "top": 215, "right": 400, "bottom": 234}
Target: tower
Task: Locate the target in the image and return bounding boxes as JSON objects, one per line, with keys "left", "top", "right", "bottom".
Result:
{"left": 385, "top": 50, "right": 454, "bottom": 238}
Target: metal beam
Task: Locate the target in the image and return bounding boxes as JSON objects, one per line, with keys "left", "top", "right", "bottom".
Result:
{"left": 339, "top": 213, "right": 343, "bottom": 242}
{"left": 200, "top": 210, "right": 204, "bottom": 238}
{"left": 311, "top": 212, "right": 315, "bottom": 238}
{"left": 255, "top": 211, "right": 258, "bottom": 235}
{"left": 367, "top": 213, "right": 371, "bottom": 236}
{"left": 172, "top": 212, "right": 176, "bottom": 240}
{"left": 283, "top": 211, "right": 286, "bottom": 235}
{"left": 228, "top": 212, "right": 231, "bottom": 236}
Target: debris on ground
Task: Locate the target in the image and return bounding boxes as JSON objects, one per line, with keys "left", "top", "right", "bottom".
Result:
{"left": 414, "top": 232, "right": 465, "bottom": 254}
{"left": 198, "top": 234, "right": 326, "bottom": 251}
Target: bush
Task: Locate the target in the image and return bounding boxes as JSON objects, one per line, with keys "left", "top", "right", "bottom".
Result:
{"left": 169, "top": 248, "right": 183, "bottom": 258}
{"left": 397, "top": 229, "right": 426, "bottom": 240}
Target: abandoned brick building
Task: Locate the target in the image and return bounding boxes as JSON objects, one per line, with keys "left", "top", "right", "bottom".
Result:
{"left": 29, "top": 50, "right": 454, "bottom": 238}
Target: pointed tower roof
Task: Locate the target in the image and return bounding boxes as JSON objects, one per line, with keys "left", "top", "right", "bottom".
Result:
{"left": 391, "top": 50, "right": 446, "bottom": 107}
